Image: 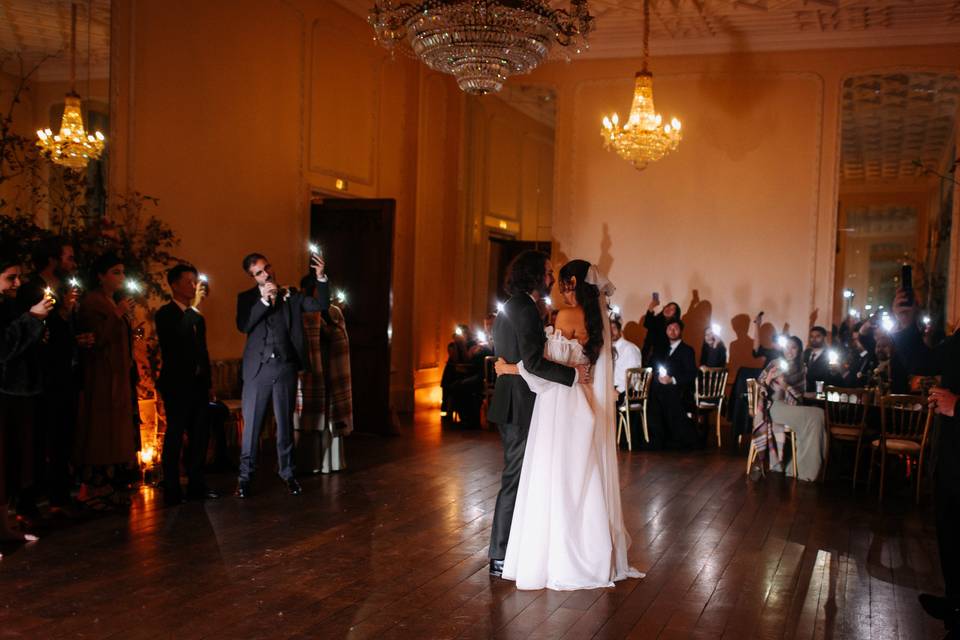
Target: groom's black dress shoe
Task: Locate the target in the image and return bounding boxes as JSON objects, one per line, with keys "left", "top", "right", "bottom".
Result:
{"left": 285, "top": 479, "right": 303, "bottom": 496}
{"left": 919, "top": 594, "right": 960, "bottom": 628}
{"left": 489, "top": 559, "right": 504, "bottom": 577}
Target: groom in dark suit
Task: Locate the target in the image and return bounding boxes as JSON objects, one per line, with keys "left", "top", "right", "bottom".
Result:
{"left": 235, "top": 252, "right": 329, "bottom": 498}
{"left": 487, "top": 251, "right": 588, "bottom": 577}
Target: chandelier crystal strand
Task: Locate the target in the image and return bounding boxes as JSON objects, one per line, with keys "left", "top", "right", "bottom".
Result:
{"left": 36, "top": 3, "right": 105, "bottom": 171}
{"left": 369, "top": 0, "right": 594, "bottom": 95}
{"left": 599, "top": 0, "right": 681, "bottom": 170}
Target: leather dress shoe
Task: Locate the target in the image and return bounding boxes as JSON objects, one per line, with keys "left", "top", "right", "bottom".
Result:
{"left": 919, "top": 594, "right": 960, "bottom": 628}
{"left": 234, "top": 481, "right": 251, "bottom": 499}
{"left": 489, "top": 559, "right": 504, "bottom": 577}
{"left": 187, "top": 488, "right": 220, "bottom": 501}
{"left": 285, "top": 478, "right": 303, "bottom": 496}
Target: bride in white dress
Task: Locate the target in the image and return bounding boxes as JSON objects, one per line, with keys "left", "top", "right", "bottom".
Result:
{"left": 494, "top": 260, "right": 643, "bottom": 591}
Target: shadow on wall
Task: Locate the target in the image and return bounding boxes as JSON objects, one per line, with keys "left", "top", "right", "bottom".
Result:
{"left": 695, "top": 30, "right": 781, "bottom": 161}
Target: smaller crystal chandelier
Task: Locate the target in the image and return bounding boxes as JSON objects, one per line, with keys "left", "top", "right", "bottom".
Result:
{"left": 600, "top": 0, "right": 681, "bottom": 170}
{"left": 368, "top": 0, "right": 594, "bottom": 95}
{"left": 36, "top": 3, "right": 105, "bottom": 171}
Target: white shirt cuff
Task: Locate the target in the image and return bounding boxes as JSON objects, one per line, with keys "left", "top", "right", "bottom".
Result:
{"left": 261, "top": 298, "right": 270, "bottom": 306}
{"left": 317, "top": 274, "right": 328, "bottom": 283}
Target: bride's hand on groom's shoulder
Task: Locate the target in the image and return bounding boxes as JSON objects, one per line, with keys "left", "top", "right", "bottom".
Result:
{"left": 494, "top": 357, "right": 519, "bottom": 376}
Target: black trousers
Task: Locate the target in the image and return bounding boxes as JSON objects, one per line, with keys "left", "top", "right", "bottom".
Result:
{"left": 239, "top": 360, "right": 298, "bottom": 482}
{"left": 34, "top": 387, "right": 76, "bottom": 506}
{"left": 0, "top": 394, "right": 35, "bottom": 506}
{"left": 649, "top": 385, "right": 697, "bottom": 449}
{"left": 489, "top": 421, "right": 528, "bottom": 560}
{"left": 161, "top": 384, "right": 210, "bottom": 497}
{"left": 936, "top": 473, "right": 960, "bottom": 602}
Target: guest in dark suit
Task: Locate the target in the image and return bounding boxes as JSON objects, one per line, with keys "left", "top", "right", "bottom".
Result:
{"left": 16, "top": 238, "right": 86, "bottom": 517}
{"left": 700, "top": 325, "right": 727, "bottom": 368}
{"left": 649, "top": 318, "right": 698, "bottom": 448}
{"left": 234, "top": 252, "right": 329, "bottom": 498}
{"left": 0, "top": 255, "right": 53, "bottom": 545}
{"left": 802, "top": 326, "right": 832, "bottom": 391}
{"left": 155, "top": 264, "right": 218, "bottom": 506}
{"left": 486, "top": 250, "right": 586, "bottom": 577}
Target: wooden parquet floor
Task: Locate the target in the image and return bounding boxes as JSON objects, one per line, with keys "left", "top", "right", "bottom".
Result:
{"left": 0, "top": 412, "right": 948, "bottom": 639}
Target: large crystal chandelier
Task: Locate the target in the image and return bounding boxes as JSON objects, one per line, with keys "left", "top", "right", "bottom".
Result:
{"left": 600, "top": 0, "right": 681, "bottom": 170}
{"left": 36, "top": 3, "right": 105, "bottom": 171}
{"left": 368, "top": 0, "right": 594, "bottom": 95}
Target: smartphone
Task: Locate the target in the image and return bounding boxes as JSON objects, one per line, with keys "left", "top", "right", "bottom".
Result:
{"left": 901, "top": 264, "right": 913, "bottom": 305}
{"left": 652, "top": 292, "right": 660, "bottom": 304}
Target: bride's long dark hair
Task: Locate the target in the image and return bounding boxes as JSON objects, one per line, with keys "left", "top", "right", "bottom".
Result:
{"left": 558, "top": 259, "right": 604, "bottom": 365}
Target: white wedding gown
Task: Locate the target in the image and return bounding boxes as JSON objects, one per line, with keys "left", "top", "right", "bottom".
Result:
{"left": 502, "top": 321, "right": 644, "bottom": 591}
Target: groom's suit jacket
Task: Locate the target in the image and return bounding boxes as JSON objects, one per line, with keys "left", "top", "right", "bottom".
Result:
{"left": 488, "top": 294, "right": 576, "bottom": 428}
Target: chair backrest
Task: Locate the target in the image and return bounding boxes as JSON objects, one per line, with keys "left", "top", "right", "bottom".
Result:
{"left": 909, "top": 375, "right": 942, "bottom": 396}
{"left": 823, "top": 386, "right": 873, "bottom": 431}
{"left": 625, "top": 367, "right": 653, "bottom": 403}
{"left": 696, "top": 366, "right": 728, "bottom": 403}
{"left": 746, "top": 378, "right": 759, "bottom": 418}
{"left": 211, "top": 358, "right": 243, "bottom": 399}
{"left": 880, "top": 393, "right": 931, "bottom": 444}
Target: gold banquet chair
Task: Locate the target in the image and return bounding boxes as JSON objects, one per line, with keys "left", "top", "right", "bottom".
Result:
{"left": 745, "top": 378, "right": 798, "bottom": 479}
{"left": 617, "top": 367, "right": 653, "bottom": 450}
{"left": 821, "top": 386, "right": 874, "bottom": 488}
{"left": 868, "top": 393, "right": 932, "bottom": 504}
{"left": 695, "top": 366, "right": 729, "bottom": 448}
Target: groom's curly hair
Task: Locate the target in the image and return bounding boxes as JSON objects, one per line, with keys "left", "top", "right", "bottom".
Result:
{"left": 559, "top": 259, "right": 604, "bottom": 365}
{"left": 505, "top": 250, "right": 549, "bottom": 297}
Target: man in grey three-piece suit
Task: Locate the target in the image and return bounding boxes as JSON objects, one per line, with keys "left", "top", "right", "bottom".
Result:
{"left": 234, "top": 252, "right": 329, "bottom": 498}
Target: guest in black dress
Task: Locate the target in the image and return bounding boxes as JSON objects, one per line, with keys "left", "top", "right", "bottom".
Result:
{"left": 700, "top": 325, "right": 727, "bottom": 368}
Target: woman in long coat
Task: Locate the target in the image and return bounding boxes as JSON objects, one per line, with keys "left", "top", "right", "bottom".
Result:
{"left": 75, "top": 253, "right": 138, "bottom": 504}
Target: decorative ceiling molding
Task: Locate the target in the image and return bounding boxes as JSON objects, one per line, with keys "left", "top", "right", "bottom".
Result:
{"left": 335, "top": 0, "right": 960, "bottom": 58}
{"left": 0, "top": 0, "right": 110, "bottom": 82}
{"left": 840, "top": 71, "right": 960, "bottom": 184}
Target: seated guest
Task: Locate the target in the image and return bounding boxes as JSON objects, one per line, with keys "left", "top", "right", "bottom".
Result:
{"left": 871, "top": 333, "right": 908, "bottom": 393}
{"left": 612, "top": 317, "right": 642, "bottom": 397}
{"left": 649, "top": 318, "right": 697, "bottom": 448}
{"left": 642, "top": 298, "right": 681, "bottom": 363}
{"left": 155, "top": 264, "right": 217, "bottom": 506}
{"left": 75, "top": 253, "right": 140, "bottom": 508}
{"left": 295, "top": 272, "right": 353, "bottom": 473}
{"left": 802, "top": 326, "right": 832, "bottom": 391}
{"left": 700, "top": 325, "right": 727, "bottom": 367}
{"left": 842, "top": 329, "right": 876, "bottom": 387}
{"left": 750, "top": 335, "right": 826, "bottom": 482}
{"left": 440, "top": 324, "right": 471, "bottom": 420}
{"left": 0, "top": 255, "right": 51, "bottom": 545}
{"left": 730, "top": 312, "right": 783, "bottom": 444}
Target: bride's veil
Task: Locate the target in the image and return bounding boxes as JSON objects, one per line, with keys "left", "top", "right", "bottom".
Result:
{"left": 585, "top": 264, "right": 640, "bottom": 580}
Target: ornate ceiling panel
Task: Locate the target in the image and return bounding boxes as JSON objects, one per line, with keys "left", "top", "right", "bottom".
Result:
{"left": 336, "top": 0, "right": 960, "bottom": 56}
{"left": 840, "top": 72, "right": 959, "bottom": 183}
{"left": 0, "top": 0, "right": 110, "bottom": 81}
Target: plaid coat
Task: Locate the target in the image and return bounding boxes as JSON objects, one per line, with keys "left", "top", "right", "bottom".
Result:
{"left": 295, "top": 306, "right": 353, "bottom": 436}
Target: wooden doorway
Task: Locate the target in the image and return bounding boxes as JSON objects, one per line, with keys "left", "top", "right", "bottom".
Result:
{"left": 310, "top": 198, "right": 394, "bottom": 434}
{"left": 487, "top": 237, "right": 551, "bottom": 311}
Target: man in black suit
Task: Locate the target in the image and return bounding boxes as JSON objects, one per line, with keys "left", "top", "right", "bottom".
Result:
{"left": 155, "top": 264, "right": 218, "bottom": 506}
{"left": 649, "top": 318, "right": 698, "bottom": 448}
{"left": 235, "top": 252, "right": 329, "bottom": 498}
{"left": 486, "top": 251, "right": 589, "bottom": 577}
{"left": 803, "top": 326, "right": 832, "bottom": 391}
